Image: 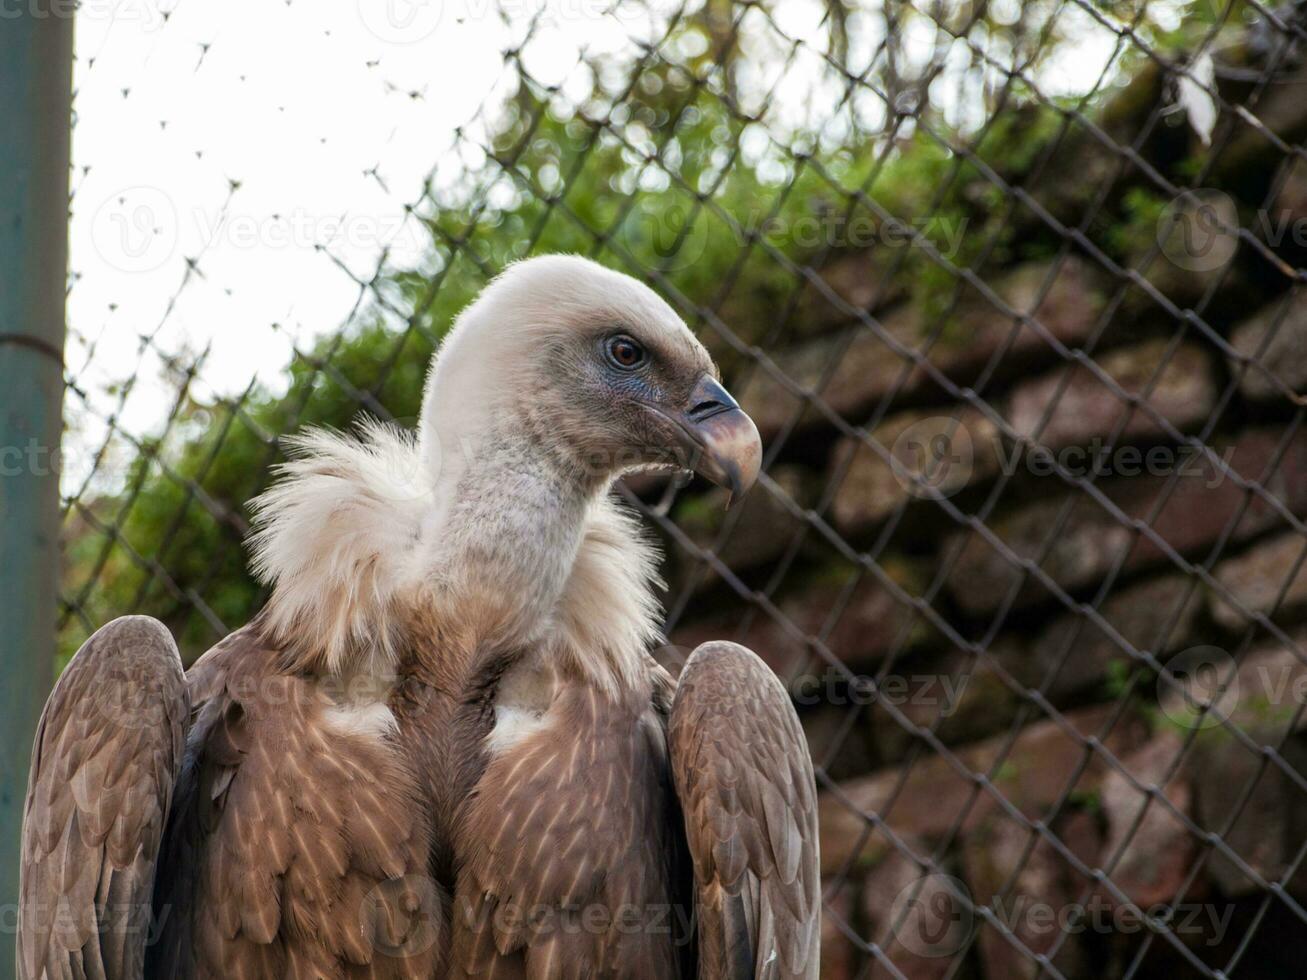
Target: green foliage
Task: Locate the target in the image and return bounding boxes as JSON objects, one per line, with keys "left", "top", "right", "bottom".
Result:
{"left": 1104, "top": 656, "right": 1134, "bottom": 699}
{"left": 60, "top": 22, "right": 1106, "bottom": 666}
{"left": 1067, "top": 786, "right": 1104, "bottom": 817}
{"left": 1107, "top": 186, "right": 1171, "bottom": 258}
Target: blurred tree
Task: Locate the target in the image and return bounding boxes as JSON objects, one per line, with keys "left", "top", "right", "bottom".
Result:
{"left": 61, "top": 0, "right": 1218, "bottom": 664}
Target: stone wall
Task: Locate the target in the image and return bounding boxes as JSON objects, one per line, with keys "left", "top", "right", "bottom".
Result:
{"left": 648, "top": 42, "right": 1307, "bottom": 980}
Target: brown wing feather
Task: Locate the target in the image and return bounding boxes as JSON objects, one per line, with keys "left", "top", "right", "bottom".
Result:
{"left": 449, "top": 683, "right": 691, "bottom": 979}
{"left": 147, "top": 628, "right": 441, "bottom": 979}
{"left": 668, "top": 642, "right": 820, "bottom": 980}
{"left": 19, "top": 615, "right": 188, "bottom": 980}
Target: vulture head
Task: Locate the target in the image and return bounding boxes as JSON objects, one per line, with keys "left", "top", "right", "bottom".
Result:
{"left": 418, "top": 253, "right": 761, "bottom": 499}
{"left": 251, "top": 254, "right": 761, "bottom": 678}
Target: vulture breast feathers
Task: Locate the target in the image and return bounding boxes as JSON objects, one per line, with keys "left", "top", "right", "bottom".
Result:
{"left": 19, "top": 254, "right": 821, "bottom": 980}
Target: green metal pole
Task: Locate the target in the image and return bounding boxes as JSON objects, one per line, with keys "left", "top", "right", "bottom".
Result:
{"left": 0, "top": 3, "right": 74, "bottom": 976}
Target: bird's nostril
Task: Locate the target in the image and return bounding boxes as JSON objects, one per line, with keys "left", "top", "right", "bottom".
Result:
{"left": 688, "top": 399, "right": 728, "bottom": 421}
{"left": 685, "top": 375, "right": 740, "bottom": 422}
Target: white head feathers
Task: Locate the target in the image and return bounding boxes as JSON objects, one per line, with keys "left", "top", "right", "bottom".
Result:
{"left": 248, "top": 255, "right": 683, "bottom": 690}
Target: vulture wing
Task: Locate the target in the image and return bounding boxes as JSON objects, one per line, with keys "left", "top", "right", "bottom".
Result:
{"left": 19, "top": 615, "right": 188, "bottom": 980}
{"left": 146, "top": 628, "right": 440, "bottom": 979}
{"left": 668, "top": 642, "right": 820, "bottom": 979}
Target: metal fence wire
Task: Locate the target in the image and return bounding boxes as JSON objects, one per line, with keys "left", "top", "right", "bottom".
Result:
{"left": 54, "top": 0, "right": 1307, "bottom": 976}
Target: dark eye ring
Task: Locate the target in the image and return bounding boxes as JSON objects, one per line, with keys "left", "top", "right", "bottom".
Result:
{"left": 607, "top": 335, "right": 645, "bottom": 370}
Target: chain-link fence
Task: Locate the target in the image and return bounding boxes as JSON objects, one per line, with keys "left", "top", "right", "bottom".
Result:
{"left": 48, "top": 0, "right": 1307, "bottom": 975}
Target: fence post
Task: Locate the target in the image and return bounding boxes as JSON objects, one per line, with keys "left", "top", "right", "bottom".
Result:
{"left": 0, "top": 2, "right": 74, "bottom": 975}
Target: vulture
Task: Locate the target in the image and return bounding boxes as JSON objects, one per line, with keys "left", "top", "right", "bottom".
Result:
{"left": 19, "top": 254, "right": 820, "bottom": 979}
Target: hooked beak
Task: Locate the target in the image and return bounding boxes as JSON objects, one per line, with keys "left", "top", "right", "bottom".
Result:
{"left": 654, "top": 374, "right": 762, "bottom": 506}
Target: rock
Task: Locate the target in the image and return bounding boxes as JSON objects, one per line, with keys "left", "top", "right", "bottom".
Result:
{"left": 916, "top": 259, "right": 1105, "bottom": 384}
{"left": 804, "top": 703, "right": 878, "bottom": 782}
{"left": 1177, "top": 641, "right": 1307, "bottom": 898}
{"left": 1134, "top": 190, "right": 1244, "bottom": 310}
{"left": 1211, "top": 531, "right": 1307, "bottom": 630}
{"left": 1007, "top": 340, "right": 1216, "bottom": 449}
{"left": 1269, "top": 156, "right": 1307, "bottom": 231}
{"left": 819, "top": 878, "right": 860, "bottom": 980}
{"left": 819, "top": 704, "right": 1149, "bottom": 875}
{"left": 962, "top": 813, "right": 1091, "bottom": 979}
{"left": 1032, "top": 574, "right": 1203, "bottom": 704}
{"left": 671, "top": 465, "right": 808, "bottom": 592}
{"left": 926, "top": 649, "right": 1027, "bottom": 746}
{"left": 871, "top": 642, "right": 1032, "bottom": 763}
{"left": 862, "top": 842, "right": 970, "bottom": 980}
{"left": 737, "top": 326, "right": 902, "bottom": 443}
{"left": 666, "top": 614, "right": 810, "bottom": 688}
{"left": 1098, "top": 732, "right": 1197, "bottom": 908}
{"left": 1259, "top": 155, "right": 1307, "bottom": 268}
{"left": 1230, "top": 290, "right": 1307, "bottom": 403}
{"left": 828, "top": 407, "right": 1002, "bottom": 534}
{"left": 1057, "top": 808, "right": 1106, "bottom": 873}
{"left": 1214, "top": 57, "right": 1307, "bottom": 192}
{"left": 667, "top": 560, "right": 925, "bottom": 684}
{"left": 1231, "top": 641, "right": 1307, "bottom": 738}
{"left": 819, "top": 567, "right": 929, "bottom": 667}
{"left": 796, "top": 248, "right": 905, "bottom": 335}
{"left": 944, "top": 492, "right": 1133, "bottom": 615}
{"left": 1193, "top": 728, "right": 1307, "bottom": 899}
{"left": 739, "top": 259, "right": 1104, "bottom": 441}
{"left": 944, "top": 426, "right": 1307, "bottom": 614}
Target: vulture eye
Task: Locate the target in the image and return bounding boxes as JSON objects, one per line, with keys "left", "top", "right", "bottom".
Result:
{"left": 606, "top": 335, "right": 646, "bottom": 370}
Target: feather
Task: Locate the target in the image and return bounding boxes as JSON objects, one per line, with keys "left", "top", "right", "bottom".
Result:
{"left": 18, "top": 616, "right": 187, "bottom": 980}
{"left": 148, "top": 626, "right": 438, "bottom": 979}
{"left": 669, "top": 642, "right": 821, "bottom": 979}
{"left": 248, "top": 419, "right": 428, "bottom": 678}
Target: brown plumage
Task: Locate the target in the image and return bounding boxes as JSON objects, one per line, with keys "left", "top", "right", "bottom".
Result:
{"left": 20, "top": 255, "right": 819, "bottom": 979}
{"left": 19, "top": 617, "right": 186, "bottom": 980}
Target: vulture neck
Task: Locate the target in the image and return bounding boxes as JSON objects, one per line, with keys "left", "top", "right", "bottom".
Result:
{"left": 414, "top": 413, "right": 660, "bottom": 698}
{"left": 253, "top": 396, "right": 660, "bottom": 699}
{"left": 418, "top": 417, "right": 607, "bottom": 652}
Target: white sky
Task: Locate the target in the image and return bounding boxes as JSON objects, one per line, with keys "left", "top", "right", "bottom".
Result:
{"left": 66, "top": 0, "right": 676, "bottom": 488}
{"left": 70, "top": 0, "right": 625, "bottom": 411}
{"left": 64, "top": 0, "right": 1125, "bottom": 492}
